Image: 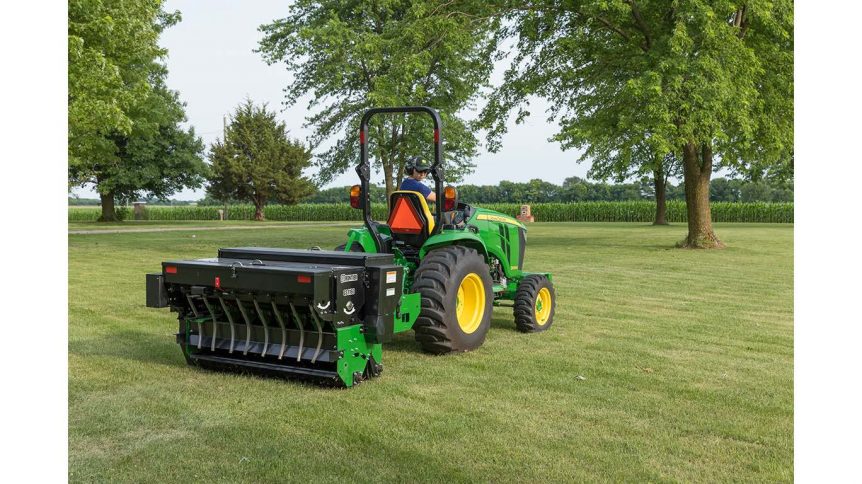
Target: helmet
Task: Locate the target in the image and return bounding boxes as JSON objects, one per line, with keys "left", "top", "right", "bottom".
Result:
{"left": 404, "top": 156, "right": 432, "bottom": 175}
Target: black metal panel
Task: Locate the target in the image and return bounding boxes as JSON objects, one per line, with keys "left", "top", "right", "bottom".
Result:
{"left": 161, "top": 258, "right": 336, "bottom": 296}
{"left": 332, "top": 267, "right": 366, "bottom": 324}
{"left": 217, "top": 247, "right": 394, "bottom": 267}
{"left": 146, "top": 273, "right": 168, "bottom": 308}
{"left": 363, "top": 264, "right": 404, "bottom": 343}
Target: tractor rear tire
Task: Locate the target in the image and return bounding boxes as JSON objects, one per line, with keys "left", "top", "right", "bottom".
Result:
{"left": 412, "top": 246, "right": 493, "bottom": 354}
{"left": 514, "top": 275, "right": 556, "bottom": 332}
{"left": 334, "top": 243, "right": 364, "bottom": 252}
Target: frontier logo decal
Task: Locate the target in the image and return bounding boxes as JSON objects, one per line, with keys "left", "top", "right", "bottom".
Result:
{"left": 476, "top": 214, "right": 522, "bottom": 226}
{"left": 340, "top": 273, "right": 359, "bottom": 283}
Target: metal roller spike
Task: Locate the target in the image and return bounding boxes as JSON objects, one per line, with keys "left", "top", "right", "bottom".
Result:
{"left": 288, "top": 301, "right": 305, "bottom": 362}
{"left": 252, "top": 297, "right": 270, "bottom": 357}
{"left": 309, "top": 305, "right": 325, "bottom": 364}
{"left": 201, "top": 297, "right": 220, "bottom": 352}
{"left": 217, "top": 295, "right": 237, "bottom": 353}
{"left": 270, "top": 301, "right": 288, "bottom": 360}
{"left": 236, "top": 299, "right": 254, "bottom": 355}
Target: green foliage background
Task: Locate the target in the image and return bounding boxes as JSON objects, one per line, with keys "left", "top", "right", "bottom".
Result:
{"left": 257, "top": 0, "right": 500, "bottom": 193}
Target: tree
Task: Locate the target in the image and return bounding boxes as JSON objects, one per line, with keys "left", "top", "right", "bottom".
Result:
{"left": 68, "top": 0, "right": 203, "bottom": 221}
{"left": 479, "top": 1, "right": 793, "bottom": 247}
{"left": 69, "top": 83, "right": 207, "bottom": 220}
{"left": 208, "top": 101, "right": 315, "bottom": 221}
{"left": 644, "top": 152, "right": 682, "bottom": 225}
{"left": 257, "top": 0, "right": 500, "bottom": 197}
{"left": 710, "top": 177, "right": 743, "bottom": 202}
{"left": 587, "top": 140, "right": 681, "bottom": 224}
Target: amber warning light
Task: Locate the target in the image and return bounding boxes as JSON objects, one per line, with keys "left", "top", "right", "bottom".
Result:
{"left": 444, "top": 186, "right": 458, "bottom": 211}
{"left": 350, "top": 185, "right": 361, "bottom": 209}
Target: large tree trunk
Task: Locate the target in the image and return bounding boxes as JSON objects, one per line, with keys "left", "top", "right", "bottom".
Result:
{"left": 653, "top": 167, "right": 668, "bottom": 225}
{"left": 253, "top": 196, "right": 265, "bottom": 221}
{"left": 680, "top": 142, "right": 724, "bottom": 248}
{"left": 383, "top": 161, "right": 394, "bottom": 201}
{"left": 98, "top": 191, "right": 118, "bottom": 222}
{"left": 382, "top": 123, "right": 405, "bottom": 207}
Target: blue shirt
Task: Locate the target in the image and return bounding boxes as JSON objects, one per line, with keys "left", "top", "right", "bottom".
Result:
{"left": 400, "top": 177, "right": 432, "bottom": 199}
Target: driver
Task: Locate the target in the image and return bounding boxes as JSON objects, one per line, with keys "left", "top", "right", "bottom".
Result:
{"left": 399, "top": 156, "right": 436, "bottom": 202}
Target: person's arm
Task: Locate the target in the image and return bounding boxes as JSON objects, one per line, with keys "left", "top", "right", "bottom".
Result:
{"left": 417, "top": 183, "right": 436, "bottom": 202}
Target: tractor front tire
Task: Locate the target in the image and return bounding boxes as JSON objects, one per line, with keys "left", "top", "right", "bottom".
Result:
{"left": 412, "top": 246, "right": 493, "bottom": 354}
{"left": 514, "top": 275, "right": 556, "bottom": 332}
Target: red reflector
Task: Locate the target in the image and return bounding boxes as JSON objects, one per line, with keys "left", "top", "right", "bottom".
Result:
{"left": 387, "top": 196, "right": 424, "bottom": 234}
{"left": 444, "top": 198, "right": 455, "bottom": 211}
{"left": 214, "top": 276, "right": 221, "bottom": 289}
{"left": 359, "top": 130, "right": 365, "bottom": 144}
{"left": 165, "top": 266, "right": 177, "bottom": 274}
{"left": 433, "top": 129, "right": 440, "bottom": 143}
{"left": 350, "top": 195, "right": 360, "bottom": 209}
{"left": 297, "top": 275, "right": 312, "bottom": 284}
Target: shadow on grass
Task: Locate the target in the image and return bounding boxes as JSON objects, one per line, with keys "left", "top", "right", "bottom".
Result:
{"left": 382, "top": 313, "right": 520, "bottom": 356}
{"left": 70, "top": 328, "right": 183, "bottom": 368}
{"left": 70, "top": 312, "right": 521, "bottom": 370}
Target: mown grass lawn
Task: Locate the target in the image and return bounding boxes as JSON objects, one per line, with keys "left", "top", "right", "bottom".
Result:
{"left": 68, "top": 222, "right": 793, "bottom": 482}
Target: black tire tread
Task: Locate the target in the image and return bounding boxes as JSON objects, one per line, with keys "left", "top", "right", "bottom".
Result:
{"left": 412, "top": 245, "right": 487, "bottom": 354}
{"left": 513, "top": 274, "right": 555, "bottom": 333}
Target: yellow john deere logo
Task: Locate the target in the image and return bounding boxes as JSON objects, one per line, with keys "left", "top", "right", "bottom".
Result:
{"left": 476, "top": 214, "right": 523, "bottom": 227}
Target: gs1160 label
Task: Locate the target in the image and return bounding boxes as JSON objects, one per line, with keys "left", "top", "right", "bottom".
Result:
{"left": 340, "top": 273, "right": 359, "bottom": 283}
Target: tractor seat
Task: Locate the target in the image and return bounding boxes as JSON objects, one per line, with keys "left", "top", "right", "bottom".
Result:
{"left": 387, "top": 191, "right": 435, "bottom": 248}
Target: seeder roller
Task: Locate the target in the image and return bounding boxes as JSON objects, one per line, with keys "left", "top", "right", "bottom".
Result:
{"left": 147, "top": 248, "right": 406, "bottom": 386}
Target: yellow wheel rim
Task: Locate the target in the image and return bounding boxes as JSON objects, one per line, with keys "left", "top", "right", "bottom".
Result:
{"left": 456, "top": 273, "right": 486, "bottom": 334}
{"left": 535, "top": 287, "right": 552, "bottom": 326}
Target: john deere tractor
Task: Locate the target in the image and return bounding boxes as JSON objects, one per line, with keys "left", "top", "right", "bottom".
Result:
{"left": 146, "top": 106, "right": 555, "bottom": 387}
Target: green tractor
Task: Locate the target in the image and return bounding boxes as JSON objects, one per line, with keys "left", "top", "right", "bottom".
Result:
{"left": 146, "top": 106, "right": 555, "bottom": 387}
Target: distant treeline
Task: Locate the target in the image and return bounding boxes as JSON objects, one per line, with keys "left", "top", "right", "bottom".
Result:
{"left": 72, "top": 176, "right": 792, "bottom": 206}
{"left": 301, "top": 177, "right": 793, "bottom": 204}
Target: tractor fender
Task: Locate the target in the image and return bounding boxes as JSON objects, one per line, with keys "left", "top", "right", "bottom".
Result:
{"left": 345, "top": 227, "right": 383, "bottom": 253}
{"left": 419, "top": 231, "right": 489, "bottom": 261}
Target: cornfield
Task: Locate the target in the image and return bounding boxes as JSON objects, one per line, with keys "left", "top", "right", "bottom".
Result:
{"left": 68, "top": 201, "right": 793, "bottom": 223}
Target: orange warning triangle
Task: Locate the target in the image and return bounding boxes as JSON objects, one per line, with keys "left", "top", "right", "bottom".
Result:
{"left": 388, "top": 196, "right": 424, "bottom": 234}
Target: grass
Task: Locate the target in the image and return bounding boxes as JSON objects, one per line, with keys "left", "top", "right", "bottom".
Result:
{"left": 68, "top": 222, "right": 793, "bottom": 482}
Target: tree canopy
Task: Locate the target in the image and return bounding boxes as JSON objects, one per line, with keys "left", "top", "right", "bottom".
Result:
{"left": 479, "top": 0, "right": 793, "bottom": 247}
{"left": 68, "top": 0, "right": 204, "bottom": 221}
{"left": 208, "top": 100, "right": 315, "bottom": 221}
{"left": 257, "top": 0, "right": 500, "bottom": 196}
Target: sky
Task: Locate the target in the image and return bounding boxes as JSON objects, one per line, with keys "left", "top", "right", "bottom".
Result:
{"left": 73, "top": 0, "right": 591, "bottom": 201}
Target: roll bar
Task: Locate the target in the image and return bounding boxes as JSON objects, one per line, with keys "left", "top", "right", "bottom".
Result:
{"left": 356, "top": 106, "right": 444, "bottom": 252}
